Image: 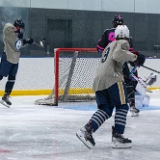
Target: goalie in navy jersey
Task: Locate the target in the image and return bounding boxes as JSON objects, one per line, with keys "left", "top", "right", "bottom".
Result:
{"left": 97, "top": 15, "right": 140, "bottom": 116}
{"left": 76, "top": 25, "right": 145, "bottom": 149}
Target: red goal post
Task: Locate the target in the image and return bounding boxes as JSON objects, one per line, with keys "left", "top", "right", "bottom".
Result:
{"left": 35, "top": 48, "right": 100, "bottom": 106}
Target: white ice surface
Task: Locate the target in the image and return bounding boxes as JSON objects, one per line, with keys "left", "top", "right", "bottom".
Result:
{"left": 0, "top": 91, "right": 160, "bottom": 160}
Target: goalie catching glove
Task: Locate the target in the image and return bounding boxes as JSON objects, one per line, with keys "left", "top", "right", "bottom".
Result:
{"left": 23, "top": 38, "right": 34, "bottom": 45}
{"left": 132, "top": 51, "right": 146, "bottom": 67}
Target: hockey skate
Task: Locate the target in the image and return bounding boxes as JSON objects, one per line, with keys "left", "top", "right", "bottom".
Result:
{"left": 129, "top": 101, "right": 140, "bottom": 117}
{"left": 130, "top": 106, "right": 140, "bottom": 117}
{"left": 0, "top": 93, "right": 12, "bottom": 108}
{"left": 76, "top": 126, "right": 95, "bottom": 149}
{"left": 112, "top": 126, "right": 132, "bottom": 149}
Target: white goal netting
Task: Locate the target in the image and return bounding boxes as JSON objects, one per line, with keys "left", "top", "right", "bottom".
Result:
{"left": 35, "top": 48, "right": 100, "bottom": 106}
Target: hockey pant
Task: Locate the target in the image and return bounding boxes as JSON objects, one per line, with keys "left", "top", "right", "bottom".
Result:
{"left": 125, "top": 81, "right": 136, "bottom": 104}
{"left": 0, "top": 52, "right": 18, "bottom": 95}
{"left": 86, "top": 83, "right": 129, "bottom": 134}
{"left": 123, "top": 61, "right": 138, "bottom": 105}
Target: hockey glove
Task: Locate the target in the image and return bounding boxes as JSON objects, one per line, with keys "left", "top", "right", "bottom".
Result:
{"left": 134, "top": 52, "right": 146, "bottom": 67}
{"left": 23, "top": 38, "right": 34, "bottom": 45}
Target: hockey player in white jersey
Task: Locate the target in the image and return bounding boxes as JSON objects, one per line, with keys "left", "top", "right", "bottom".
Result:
{"left": 76, "top": 25, "right": 145, "bottom": 149}
{"left": 0, "top": 19, "right": 34, "bottom": 108}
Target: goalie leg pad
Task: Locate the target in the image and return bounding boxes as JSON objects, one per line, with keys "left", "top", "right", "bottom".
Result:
{"left": 143, "top": 94, "right": 150, "bottom": 107}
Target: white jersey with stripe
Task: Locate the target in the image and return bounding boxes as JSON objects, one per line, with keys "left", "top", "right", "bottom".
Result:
{"left": 3, "top": 23, "right": 20, "bottom": 64}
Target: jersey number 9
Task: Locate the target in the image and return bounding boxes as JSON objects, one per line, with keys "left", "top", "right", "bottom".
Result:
{"left": 101, "top": 47, "right": 110, "bottom": 63}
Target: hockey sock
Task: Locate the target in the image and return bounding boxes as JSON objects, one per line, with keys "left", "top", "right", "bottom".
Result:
{"left": 5, "top": 75, "right": 15, "bottom": 95}
{"left": 115, "top": 104, "right": 129, "bottom": 134}
{"left": 87, "top": 106, "right": 112, "bottom": 132}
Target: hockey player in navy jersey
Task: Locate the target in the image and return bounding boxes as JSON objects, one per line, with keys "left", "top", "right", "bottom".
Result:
{"left": 76, "top": 25, "right": 145, "bottom": 149}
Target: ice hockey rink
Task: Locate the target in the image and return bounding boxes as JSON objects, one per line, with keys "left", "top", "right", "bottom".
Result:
{"left": 0, "top": 91, "right": 160, "bottom": 160}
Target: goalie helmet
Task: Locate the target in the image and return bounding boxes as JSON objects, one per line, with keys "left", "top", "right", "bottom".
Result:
{"left": 14, "top": 19, "right": 25, "bottom": 29}
{"left": 115, "top": 25, "right": 129, "bottom": 39}
{"left": 112, "top": 15, "right": 124, "bottom": 28}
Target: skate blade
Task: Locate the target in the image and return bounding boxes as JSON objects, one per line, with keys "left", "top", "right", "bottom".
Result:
{"left": 76, "top": 133, "right": 93, "bottom": 149}
{"left": 34, "top": 102, "right": 55, "bottom": 106}
{"left": 131, "top": 114, "right": 139, "bottom": 117}
{"left": 112, "top": 142, "right": 132, "bottom": 149}
{"left": 0, "top": 100, "right": 10, "bottom": 108}
{"left": 131, "top": 112, "right": 139, "bottom": 117}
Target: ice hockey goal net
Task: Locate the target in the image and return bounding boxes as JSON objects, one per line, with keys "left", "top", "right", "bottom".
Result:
{"left": 35, "top": 48, "right": 101, "bottom": 106}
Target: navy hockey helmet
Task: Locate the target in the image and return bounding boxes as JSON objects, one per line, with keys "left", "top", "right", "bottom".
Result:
{"left": 14, "top": 19, "right": 25, "bottom": 29}
{"left": 112, "top": 15, "right": 124, "bottom": 28}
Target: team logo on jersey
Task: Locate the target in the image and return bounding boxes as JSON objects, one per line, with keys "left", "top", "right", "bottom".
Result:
{"left": 15, "top": 40, "right": 22, "bottom": 50}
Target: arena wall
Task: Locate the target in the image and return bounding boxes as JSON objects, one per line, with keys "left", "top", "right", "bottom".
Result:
{"left": 0, "top": 57, "right": 159, "bottom": 96}
{"left": 0, "top": 0, "right": 160, "bottom": 14}
{"left": 0, "top": 1, "right": 160, "bottom": 57}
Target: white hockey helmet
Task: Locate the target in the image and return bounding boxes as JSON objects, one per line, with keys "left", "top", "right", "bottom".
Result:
{"left": 115, "top": 25, "right": 129, "bottom": 39}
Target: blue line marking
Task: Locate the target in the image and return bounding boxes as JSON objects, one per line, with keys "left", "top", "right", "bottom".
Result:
{"left": 138, "top": 105, "right": 160, "bottom": 111}
{"left": 56, "top": 103, "right": 160, "bottom": 111}
{"left": 56, "top": 104, "right": 97, "bottom": 111}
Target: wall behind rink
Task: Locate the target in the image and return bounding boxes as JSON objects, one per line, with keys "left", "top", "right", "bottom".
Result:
{"left": 0, "top": 0, "right": 160, "bottom": 13}
{"left": 0, "top": 57, "right": 159, "bottom": 96}
{"left": 0, "top": 57, "right": 54, "bottom": 96}
{"left": 0, "top": 0, "right": 160, "bottom": 58}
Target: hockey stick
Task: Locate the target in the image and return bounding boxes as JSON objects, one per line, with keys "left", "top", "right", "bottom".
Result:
{"left": 131, "top": 73, "right": 152, "bottom": 94}
{"left": 142, "top": 65, "right": 160, "bottom": 74}
{"left": 33, "top": 41, "right": 44, "bottom": 48}
{"left": 131, "top": 74, "right": 147, "bottom": 88}
{"left": 129, "top": 66, "right": 137, "bottom": 76}
{"left": 33, "top": 38, "right": 46, "bottom": 48}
